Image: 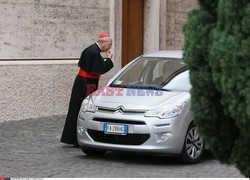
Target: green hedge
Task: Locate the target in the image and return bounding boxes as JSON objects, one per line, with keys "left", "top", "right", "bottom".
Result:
{"left": 184, "top": 0, "right": 250, "bottom": 177}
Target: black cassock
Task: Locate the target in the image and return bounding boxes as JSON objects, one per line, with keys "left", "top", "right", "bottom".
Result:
{"left": 60, "top": 43, "right": 114, "bottom": 146}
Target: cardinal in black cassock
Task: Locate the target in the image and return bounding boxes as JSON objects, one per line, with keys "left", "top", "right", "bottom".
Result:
{"left": 60, "top": 33, "right": 114, "bottom": 147}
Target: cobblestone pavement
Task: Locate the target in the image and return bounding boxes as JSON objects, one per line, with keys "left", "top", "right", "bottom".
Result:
{"left": 0, "top": 115, "right": 244, "bottom": 178}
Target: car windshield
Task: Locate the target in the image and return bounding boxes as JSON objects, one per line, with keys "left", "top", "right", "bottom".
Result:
{"left": 110, "top": 57, "right": 191, "bottom": 92}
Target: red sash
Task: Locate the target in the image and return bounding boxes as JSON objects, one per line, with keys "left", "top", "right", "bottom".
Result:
{"left": 78, "top": 68, "right": 100, "bottom": 79}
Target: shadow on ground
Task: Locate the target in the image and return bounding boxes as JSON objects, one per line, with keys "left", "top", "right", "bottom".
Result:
{"left": 76, "top": 149, "right": 214, "bottom": 166}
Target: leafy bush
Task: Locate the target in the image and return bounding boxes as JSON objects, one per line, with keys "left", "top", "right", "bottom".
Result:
{"left": 183, "top": 0, "right": 250, "bottom": 177}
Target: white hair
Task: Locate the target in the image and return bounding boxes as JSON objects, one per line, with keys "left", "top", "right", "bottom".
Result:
{"left": 97, "top": 37, "right": 110, "bottom": 42}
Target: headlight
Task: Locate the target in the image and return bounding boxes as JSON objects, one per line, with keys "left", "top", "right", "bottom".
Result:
{"left": 144, "top": 102, "right": 186, "bottom": 119}
{"left": 80, "top": 96, "right": 96, "bottom": 113}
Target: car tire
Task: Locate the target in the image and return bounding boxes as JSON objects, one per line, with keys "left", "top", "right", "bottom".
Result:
{"left": 81, "top": 147, "right": 106, "bottom": 156}
{"left": 180, "top": 123, "right": 205, "bottom": 164}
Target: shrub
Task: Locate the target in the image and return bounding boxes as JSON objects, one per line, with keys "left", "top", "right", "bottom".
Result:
{"left": 184, "top": 0, "right": 250, "bottom": 177}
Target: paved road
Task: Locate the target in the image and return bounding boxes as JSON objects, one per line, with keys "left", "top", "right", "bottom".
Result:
{"left": 0, "top": 115, "right": 244, "bottom": 178}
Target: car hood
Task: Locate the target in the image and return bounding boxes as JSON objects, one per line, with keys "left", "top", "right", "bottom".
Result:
{"left": 93, "top": 87, "right": 190, "bottom": 111}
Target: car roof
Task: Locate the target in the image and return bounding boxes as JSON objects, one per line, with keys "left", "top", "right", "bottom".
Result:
{"left": 142, "top": 50, "right": 183, "bottom": 59}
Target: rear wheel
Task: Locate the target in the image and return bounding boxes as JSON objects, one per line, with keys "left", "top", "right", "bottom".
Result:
{"left": 81, "top": 147, "right": 106, "bottom": 156}
{"left": 181, "top": 123, "right": 205, "bottom": 163}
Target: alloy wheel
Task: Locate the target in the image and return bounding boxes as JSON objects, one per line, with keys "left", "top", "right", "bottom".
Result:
{"left": 185, "top": 127, "right": 204, "bottom": 160}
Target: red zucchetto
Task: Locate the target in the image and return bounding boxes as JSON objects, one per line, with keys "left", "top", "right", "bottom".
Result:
{"left": 99, "top": 33, "right": 110, "bottom": 38}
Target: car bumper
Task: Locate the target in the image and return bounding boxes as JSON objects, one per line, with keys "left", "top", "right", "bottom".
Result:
{"left": 77, "top": 109, "right": 190, "bottom": 155}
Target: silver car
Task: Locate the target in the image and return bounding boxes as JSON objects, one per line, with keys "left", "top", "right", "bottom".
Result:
{"left": 77, "top": 50, "right": 205, "bottom": 163}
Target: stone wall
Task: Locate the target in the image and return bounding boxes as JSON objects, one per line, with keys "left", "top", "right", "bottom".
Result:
{"left": 143, "top": 0, "right": 198, "bottom": 53}
{"left": 0, "top": 62, "right": 76, "bottom": 123}
{"left": 0, "top": 0, "right": 110, "bottom": 59}
{"left": 165, "top": 0, "right": 199, "bottom": 50}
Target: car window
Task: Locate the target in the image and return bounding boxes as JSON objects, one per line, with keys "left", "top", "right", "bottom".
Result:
{"left": 111, "top": 57, "right": 186, "bottom": 88}
{"left": 164, "top": 70, "right": 191, "bottom": 91}
{"left": 112, "top": 58, "right": 149, "bottom": 86}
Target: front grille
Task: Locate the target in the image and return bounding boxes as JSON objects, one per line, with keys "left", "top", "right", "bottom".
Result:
{"left": 92, "top": 118, "right": 146, "bottom": 125}
{"left": 87, "top": 129, "right": 150, "bottom": 145}
{"left": 97, "top": 107, "right": 145, "bottom": 114}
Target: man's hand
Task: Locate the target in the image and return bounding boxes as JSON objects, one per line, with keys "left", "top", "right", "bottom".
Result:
{"left": 107, "top": 50, "right": 113, "bottom": 59}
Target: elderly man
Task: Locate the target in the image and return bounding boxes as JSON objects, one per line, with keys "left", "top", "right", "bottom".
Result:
{"left": 61, "top": 33, "right": 114, "bottom": 147}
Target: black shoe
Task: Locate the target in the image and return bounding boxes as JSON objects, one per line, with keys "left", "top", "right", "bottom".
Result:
{"left": 73, "top": 141, "right": 80, "bottom": 148}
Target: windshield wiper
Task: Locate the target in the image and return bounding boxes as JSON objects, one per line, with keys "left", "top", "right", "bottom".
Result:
{"left": 146, "top": 86, "right": 171, "bottom": 92}
{"left": 109, "top": 84, "right": 171, "bottom": 91}
{"left": 125, "top": 85, "right": 171, "bottom": 91}
{"left": 109, "top": 84, "right": 128, "bottom": 88}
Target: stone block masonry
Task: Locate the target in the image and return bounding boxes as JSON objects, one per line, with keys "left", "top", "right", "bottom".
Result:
{"left": 165, "top": 0, "right": 199, "bottom": 50}
{"left": 0, "top": 0, "right": 110, "bottom": 59}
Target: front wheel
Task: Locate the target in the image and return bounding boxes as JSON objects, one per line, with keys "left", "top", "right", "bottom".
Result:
{"left": 181, "top": 124, "right": 205, "bottom": 164}
{"left": 81, "top": 147, "right": 106, "bottom": 156}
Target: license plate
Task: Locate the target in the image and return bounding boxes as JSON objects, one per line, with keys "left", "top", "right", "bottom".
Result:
{"left": 104, "top": 123, "right": 128, "bottom": 135}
